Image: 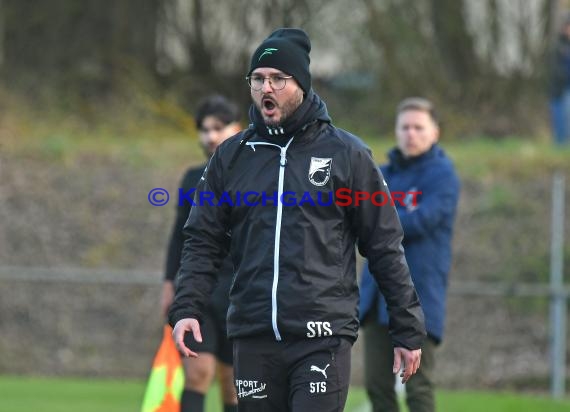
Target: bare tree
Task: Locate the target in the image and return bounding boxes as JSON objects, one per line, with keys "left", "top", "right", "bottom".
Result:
{"left": 1, "top": 0, "right": 159, "bottom": 94}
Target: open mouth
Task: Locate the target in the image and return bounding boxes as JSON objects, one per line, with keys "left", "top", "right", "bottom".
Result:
{"left": 262, "top": 98, "right": 277, "bottom": 115}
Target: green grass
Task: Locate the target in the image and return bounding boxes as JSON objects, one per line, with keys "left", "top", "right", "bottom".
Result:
{"left": 3, "top": 96, "right": 570, "bottom": 180}
{"left": 2, "top": 375, "right": 570, "bottom": 412}
{"left": 435, "top": 390, "right": 570, "bottom": 412}
{"left": 364, "top": 136, "right": 570, "bottom": 180}
{"left": 0, "top": 375, "right": 144, "bottom": 412}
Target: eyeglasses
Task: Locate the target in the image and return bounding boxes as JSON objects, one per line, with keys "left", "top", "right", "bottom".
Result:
{"left": 246, "top": 75, "right": 293, "bottom": 91}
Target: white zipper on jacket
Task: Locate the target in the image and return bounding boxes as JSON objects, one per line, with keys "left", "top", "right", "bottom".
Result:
{"left": 246, "top": 136, "right": 294, "bottom": 341}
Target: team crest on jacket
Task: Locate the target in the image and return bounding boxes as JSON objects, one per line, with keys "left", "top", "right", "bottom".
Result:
{"left": 308, "top": 157, "right": 332, "bottom": 186}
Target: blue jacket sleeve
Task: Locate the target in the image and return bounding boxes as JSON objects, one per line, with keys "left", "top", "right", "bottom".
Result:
{"left": 351, "top": 146, "right": 426, "bottom": 350}
{"left": 398, "top": 167, "right": 460, "bottom": 240}
{"left": 358, "top": 260, "right": 376, "bottom": 322}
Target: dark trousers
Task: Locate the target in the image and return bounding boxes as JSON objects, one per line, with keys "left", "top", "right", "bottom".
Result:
{"left": 233, "top": 336, "right": 352, "bottom": 412}
{"left": 363, "top": 323, "right": 436, "bottom": 412}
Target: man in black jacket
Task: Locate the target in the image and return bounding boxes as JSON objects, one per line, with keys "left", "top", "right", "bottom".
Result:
{"left": 169, "top": 28, "right": 426, "bottom": 412}
{"left": 162, "top": 95, "right": 241, "bottom": 412}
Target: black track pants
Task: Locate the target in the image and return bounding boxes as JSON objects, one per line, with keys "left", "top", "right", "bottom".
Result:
{"left": 233, "top": 336, "right": 352, "bottom": 412}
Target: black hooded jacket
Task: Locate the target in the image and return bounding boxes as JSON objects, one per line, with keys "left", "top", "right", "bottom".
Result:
{"left": 169, "top": 91, "right": 426, "bottom": 349}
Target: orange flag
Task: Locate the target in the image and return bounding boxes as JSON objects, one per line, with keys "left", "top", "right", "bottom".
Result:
{"left": 141, "top": 325, "right": 184, "bottom": 412}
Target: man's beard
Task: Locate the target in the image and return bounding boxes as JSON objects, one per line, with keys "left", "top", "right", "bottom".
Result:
{"left": 257, "top": 89, "right": 304, "bottom": 126}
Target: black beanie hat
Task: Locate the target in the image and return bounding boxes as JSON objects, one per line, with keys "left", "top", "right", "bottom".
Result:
{"left": 248, "top": 28, "right": 311, "bottom": 94}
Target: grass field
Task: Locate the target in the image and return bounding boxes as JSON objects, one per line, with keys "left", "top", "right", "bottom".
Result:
{"left": 2, "top": 99, "right": 570, "bottom": 411}
{"left": 3, "top": 100, "right": 570, "bottom": 181}
{"left": 1, "top": 375, "right": 570, "bottom": 412}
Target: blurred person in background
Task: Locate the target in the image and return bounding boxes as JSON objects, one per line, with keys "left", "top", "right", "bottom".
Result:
{"left": 168, "top": 28, "right": 425, "bottom": 412}
{"left": 359, "top": 97, "right": 460, "bottom": 412}
{"left": 161, "top": 94, "right": 241, "bottom": 412}
{"left": 550, "top": 15, "right": 570, "bottom": 146}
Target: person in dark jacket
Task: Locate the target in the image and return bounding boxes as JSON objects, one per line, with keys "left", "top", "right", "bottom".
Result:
{"left": 359, "top": 97, "right": 460, "bottom": 412}
{"left": 550, "top": 15, "right": 570, "bottom": 146}
{"left": 161, "top": 94, "right": 241, "bottom": 412}
{"left": 169, "top": 28, "right": 426, "bottom": 412}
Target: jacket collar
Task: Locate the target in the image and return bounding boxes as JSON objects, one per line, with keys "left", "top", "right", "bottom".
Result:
{"left": 388, "top": 144, "right": 441, "bottom": 170}
{"left": 248, "top": 89, "right": 331, "bottom": 141}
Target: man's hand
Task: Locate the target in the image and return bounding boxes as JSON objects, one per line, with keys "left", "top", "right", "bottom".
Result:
{"left": 393, "top": 347, "right": 422, "bottom": 384}
{"left": 160, "top": 281, "right": 175, "bottom": 318}
{"left": 172, "top": 318, "right": 202, "bottom": 358}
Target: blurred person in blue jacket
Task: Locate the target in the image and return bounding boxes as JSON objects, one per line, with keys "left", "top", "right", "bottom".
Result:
{"left": 359, "top": 97, "right": 460, "bottom": 412}
{"left": 550, "top": 15, "right": 570, "bottom": 146}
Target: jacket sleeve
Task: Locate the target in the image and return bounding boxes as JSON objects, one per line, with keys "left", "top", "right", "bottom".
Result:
{"left": 358, "top": 260, "right": 377, "bottom": 322}
{"left": 397, "top": 167, "right": 460, "bottom": 240}
{"left": 350, "top": 146, "right": 426, "bottom": 349}
{"left": 164, "top": 173, "right": 194, "bottom": 281}
{"left": 168, "top": 150, "right": 231, "bottom": 327}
